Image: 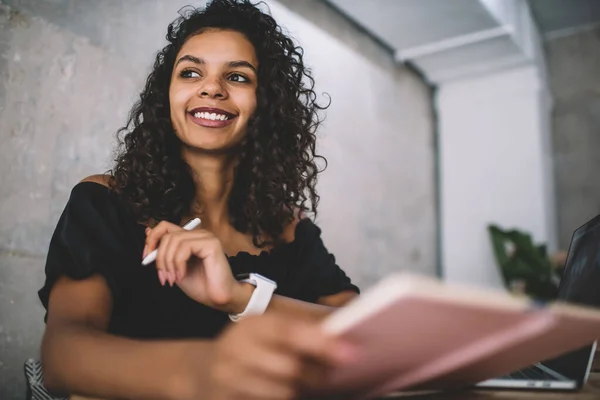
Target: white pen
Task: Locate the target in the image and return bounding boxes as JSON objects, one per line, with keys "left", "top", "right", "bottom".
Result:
{"left": 141, "top": 217, "right": 201, "bottom": 266}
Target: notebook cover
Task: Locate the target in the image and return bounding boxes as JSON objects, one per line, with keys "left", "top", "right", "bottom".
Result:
{"left": 319, "top": 273, "right": 600, "bottom": 398}
{"left": 406, "top": 303, "right": 600, "bottom": 391}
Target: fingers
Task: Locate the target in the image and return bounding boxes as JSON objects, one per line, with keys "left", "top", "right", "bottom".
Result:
{"left": 213, "top": 348, "right": 302, "bottom": 399}
{"left": 164, "top": 236, "right": 205, "bottom": 284}
{"left": 214, "top": 314, "right": 359, "bottom": 399}
{"left": 163, "top": 233, "right": 186, "bottom": 283}
{"left": 250, "top": 350, "right": 303, "bottom": 382}
{"left": 214, "top": 316, "right": 301, "bottom": 399}
{"left": 244, "top": 315, "right": 355, "bottom": 371}
{"left": 232, "top": 374, "right": 298, "bottom": 400}
{"left": 173, "top": 240, "right": 193, "bottom": 282}
{"left": 212, "top": 360, "right": 298, "bottom": 400}
{"left": 283, "top": 321, "right": 356, "bottom": 366}
{"left": 156, "top": 232, "right": 176, "bottom": 286}
{"left": 152, "top": 229, "right": 222, "bottom": 287}
{"left": 145, "top": 221, "right": 181, "bottom": 257}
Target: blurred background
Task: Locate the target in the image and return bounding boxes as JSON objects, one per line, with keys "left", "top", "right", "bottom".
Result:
{"left": 1, "top": 0, "right": 599, "bottom": 398}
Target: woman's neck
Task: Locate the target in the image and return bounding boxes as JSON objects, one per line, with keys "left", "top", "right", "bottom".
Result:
{"left": 182, "top": 147, "right": 237, "bottom": 230}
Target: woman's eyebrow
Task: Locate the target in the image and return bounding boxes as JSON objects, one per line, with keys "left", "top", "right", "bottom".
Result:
{"left": 175, "top": 54, "right": 203, "bottom": 67}
{"left": 227, "top": 60, "right": 257, "bottom": 73}
{"left": 175, "top": 55, "right": 256, "bottom": 74}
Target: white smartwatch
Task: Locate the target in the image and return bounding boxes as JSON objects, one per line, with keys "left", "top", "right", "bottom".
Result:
{"left": 229, "top": 273, "right": 277, "bottom": 322}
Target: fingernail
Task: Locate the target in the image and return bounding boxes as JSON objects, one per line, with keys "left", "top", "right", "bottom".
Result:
{"left": 175, "top": 270, "right": 182, "bottom": 282}
{"left": 142, "top": 245, "right": 148, "bottom": 258}
{"left": 158, "top": 270, "right": 166, "bottom": 286}
{"left": 145, "top": 227, "right": 150, "bottom": 235}
{"left": 168, "top": 272, "right": 175, "bottom": 287}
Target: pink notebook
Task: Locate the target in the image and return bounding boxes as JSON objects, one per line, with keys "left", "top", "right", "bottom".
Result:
{"left": 318, "top": 273, "right": 600, "bottom": 399}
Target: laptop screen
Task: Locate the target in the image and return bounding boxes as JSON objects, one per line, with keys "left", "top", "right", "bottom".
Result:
{"left": 556, "top": 214, "right": 600, "bottom": 306}
{"left": 542, "top": 214, "right": 600, "bottom": 385}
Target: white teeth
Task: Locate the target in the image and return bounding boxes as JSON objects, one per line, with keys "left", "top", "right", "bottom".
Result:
{"left": 192, "top": 111, "right": 230, "bottom": 121}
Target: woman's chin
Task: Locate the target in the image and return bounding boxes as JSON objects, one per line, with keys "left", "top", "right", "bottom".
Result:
{"left": 183, "top": 140, "right": 243, "bottom": 155}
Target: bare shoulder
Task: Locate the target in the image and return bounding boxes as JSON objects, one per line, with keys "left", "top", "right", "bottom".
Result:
{"left": 79, "top": 174, "right": 113, "bottom": 188}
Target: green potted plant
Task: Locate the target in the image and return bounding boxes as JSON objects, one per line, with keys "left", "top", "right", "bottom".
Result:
{"left": 487, "top": 224, "right": 561, "bottom": 301}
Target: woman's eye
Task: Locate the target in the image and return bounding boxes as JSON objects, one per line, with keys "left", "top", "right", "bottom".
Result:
{"left": 180, "top": 70, "right": 200, "bottom": 79}
{"left": 228, "top": 73, "right": 249, "bottom": 83}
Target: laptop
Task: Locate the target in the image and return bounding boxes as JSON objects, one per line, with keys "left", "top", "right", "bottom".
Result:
{"left": 476, "top": 214, "right": 600, "bottom": 391}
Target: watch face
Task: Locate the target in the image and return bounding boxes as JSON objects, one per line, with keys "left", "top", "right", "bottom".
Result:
{"left": 235, "top": 273, "right": 251, "bottom": 281}
{"left": 235, "top": 273, "right": 277, "bottom": 287}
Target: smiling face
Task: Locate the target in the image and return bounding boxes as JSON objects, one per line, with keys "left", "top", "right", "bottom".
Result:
{"left": 169, "top": 29, "right": 258, "bottom": 152}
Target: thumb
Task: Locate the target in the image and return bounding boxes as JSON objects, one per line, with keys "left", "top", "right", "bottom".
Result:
{"left": 286, "top": 321, "right": 360, "bottom": 366}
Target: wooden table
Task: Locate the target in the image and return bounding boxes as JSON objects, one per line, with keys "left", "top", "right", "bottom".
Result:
{"left": 379, "top": 351, "right": 600, "bottom": 399}
{"left": 382, "top": 373, "right": 600, "bottom": 399}
{"left": 71, "top": 355, "right": 600, "bottom": 399}
{"left": 70, "top": 375, "right": 600, "bottom": 400}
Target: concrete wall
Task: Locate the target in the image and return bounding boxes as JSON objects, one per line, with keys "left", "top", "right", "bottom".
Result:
{"left": 0, "top": 0, "right": 436, "bottom": 397}
{"left": 437, "top": 65, "right": 556, "bottom": 289}
{"left": 545, "top": 27, "right": 600, "bottom": 250}
{"left": 269, "top": 0, "right": 437, "bottom": 285}
{"left": 434, "top": 1, "right": 558, "bottom": 289}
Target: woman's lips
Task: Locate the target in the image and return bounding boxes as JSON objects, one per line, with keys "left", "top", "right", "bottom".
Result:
{"left": 188, "top": 112, "right": 236, "bottom": 128}
{"left": 188, "top": 107, "right": 237, "bottom": 128}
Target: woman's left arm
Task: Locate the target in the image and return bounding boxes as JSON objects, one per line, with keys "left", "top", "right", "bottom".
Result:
{"left": 266, "top": 291, "right": 359, "bottom": 321}
{"left": 144, "top": 221, "right": 358, "bottom": 322}
{"left": 229, "top": 278, "right": 357, "bottom": 322}
{"left": 265, "top": 215, "right": 360, "bottom": 315}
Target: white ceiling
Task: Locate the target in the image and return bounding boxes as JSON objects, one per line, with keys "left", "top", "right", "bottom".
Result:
{"left": 327, "top": 0, "right": 500, "bottom": 51}
{"left": 325, "top": 0, "right": 600, "bottom": 84}
{"left": 327, "top": 0, "right": 531, "bottom": 83}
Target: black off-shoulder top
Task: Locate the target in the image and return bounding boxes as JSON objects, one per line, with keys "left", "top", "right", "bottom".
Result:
{"left": 38, "top": 182, "right": 359, "bottom": 339}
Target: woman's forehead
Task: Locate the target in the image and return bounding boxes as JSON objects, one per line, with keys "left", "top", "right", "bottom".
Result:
{"left": 176, "top": 30, "right": 258, "bottom": 66}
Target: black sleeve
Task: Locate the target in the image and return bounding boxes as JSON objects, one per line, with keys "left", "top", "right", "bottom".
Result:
{"left": 284, "top": 219, "right": 360, "bottom": 303}
{"left": 38, "top": 182, "right": 138, "bottom": 322}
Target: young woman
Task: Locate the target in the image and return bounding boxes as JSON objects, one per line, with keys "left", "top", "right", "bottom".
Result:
{"left": 38, "top": 1, "right": 360, "bottom": 399}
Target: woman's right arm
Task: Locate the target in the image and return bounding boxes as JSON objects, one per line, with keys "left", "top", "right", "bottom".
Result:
{"left": 42, "top": 274, "right": 355, "bottom": 400}
{"left": 41, "top": 274, "right": 212, "bottom": 400}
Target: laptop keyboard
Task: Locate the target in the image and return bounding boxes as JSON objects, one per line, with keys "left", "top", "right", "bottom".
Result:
{"left": 501, "top": 365, "right": 563, "bottom": 381}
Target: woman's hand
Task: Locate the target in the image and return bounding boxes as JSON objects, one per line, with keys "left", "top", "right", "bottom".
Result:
{"left": 176, "top": 312, "right": 359, "bottom": 400}
{"left": 144, "top": 221, "right": 252, "bottom": 313}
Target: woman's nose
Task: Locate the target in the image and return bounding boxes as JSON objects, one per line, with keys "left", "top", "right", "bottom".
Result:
{"left": 198, "top": 77, "right": 226, "bottom": 99}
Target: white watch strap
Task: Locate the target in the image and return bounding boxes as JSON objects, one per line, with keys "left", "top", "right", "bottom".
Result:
{"left": 229, "top": 273, "right": 277, "bottom": 322}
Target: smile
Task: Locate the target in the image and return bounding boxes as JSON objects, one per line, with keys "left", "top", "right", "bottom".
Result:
{"left": 188, "top": 107, "right": 237, "bottom": 128}
{"left": 193, "top": 111, "right": 230, "bottom": 121}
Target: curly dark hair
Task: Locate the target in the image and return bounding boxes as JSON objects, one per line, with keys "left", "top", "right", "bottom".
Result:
{"left": 111, "top": 0, "right": 329, "bottom": 247}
